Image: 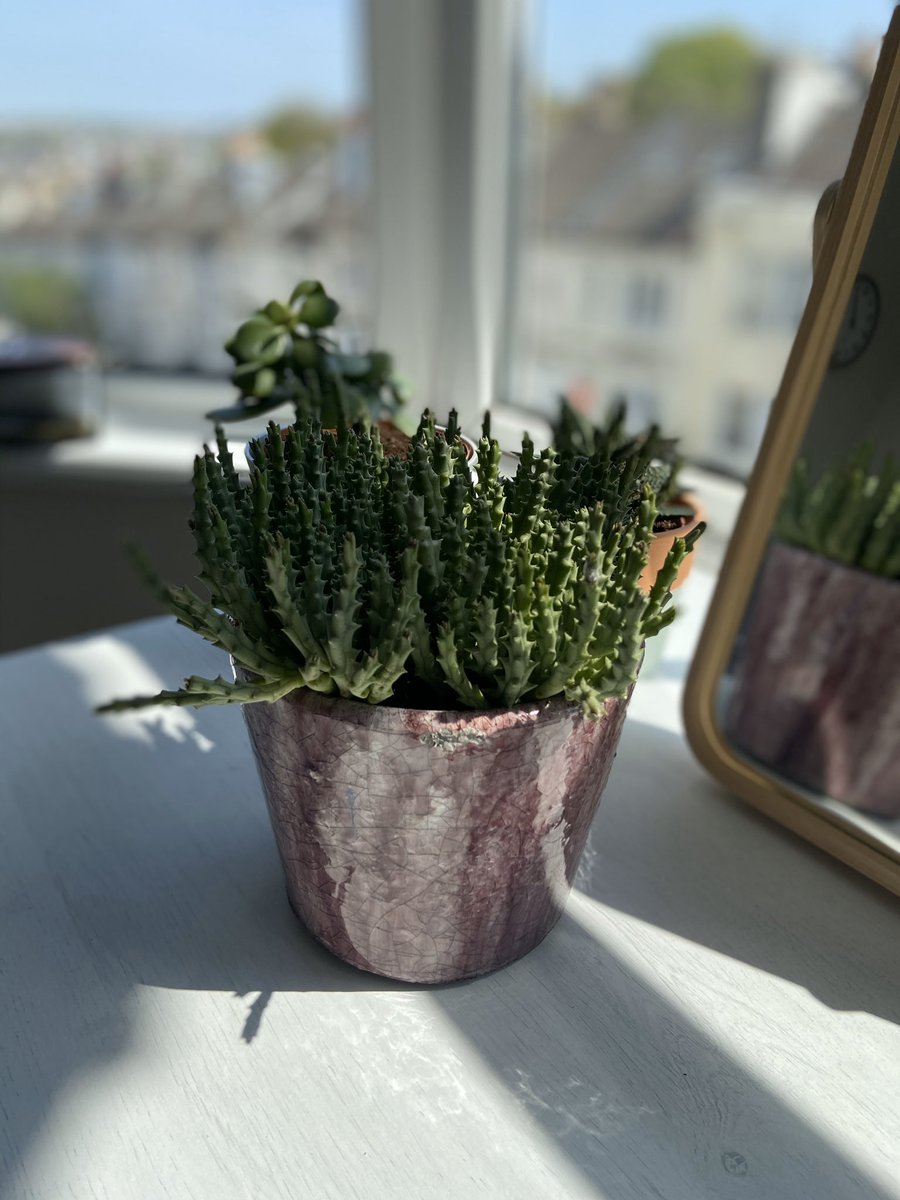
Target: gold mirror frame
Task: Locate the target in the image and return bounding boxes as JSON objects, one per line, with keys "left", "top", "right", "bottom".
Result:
{"left": 683, "top": 9, "right": 900, "bottom": 896}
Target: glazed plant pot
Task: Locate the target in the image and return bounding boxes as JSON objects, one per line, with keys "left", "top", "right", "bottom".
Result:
{"left": 640, "top": 492, "right": 705, "bottom": 594}
{"left": 240, "top": 686, "right": 630, "bottom": 983}
{"left": 725, "top": 540, "right": 900, "bottom": 816}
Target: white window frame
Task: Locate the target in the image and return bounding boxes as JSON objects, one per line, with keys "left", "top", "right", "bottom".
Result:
{"left": 365, "top": 0, "right": 529, "bottom": 427}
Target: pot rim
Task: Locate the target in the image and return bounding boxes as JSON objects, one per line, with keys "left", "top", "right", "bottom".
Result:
{"left": 652, "top": 490, "right": 705, "bottom": 540}
{"left": 769, "top": 536, "right": 900, "bottom": 588}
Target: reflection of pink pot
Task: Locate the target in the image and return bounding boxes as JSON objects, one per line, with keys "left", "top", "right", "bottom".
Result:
{"left": 726, "top": 541, "right": 900, "bottom": 816}
{"left": 240, "top": 688, "right": 629, "bottom": 983}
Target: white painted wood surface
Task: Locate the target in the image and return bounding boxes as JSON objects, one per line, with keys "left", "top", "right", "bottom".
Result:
{"left": 2, "top": 570, "right": 899, "bottom": 1200}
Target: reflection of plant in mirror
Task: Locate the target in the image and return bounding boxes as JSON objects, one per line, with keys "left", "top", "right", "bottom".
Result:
{"left": 552, "top": 397, "right": 684, "bottom": 506}
{"left": 776, "top": 448, "right": 900, "bottom": 578}
{"left": 206, "top": 280, "right": 406, "bottom": 427}
{"left": 99, "top": 409, "right": 700, "bottom": 717}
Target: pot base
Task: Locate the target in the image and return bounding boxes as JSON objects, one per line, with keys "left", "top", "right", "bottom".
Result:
{"left": 284, "top": 888, "right": 565, "bottom": 985}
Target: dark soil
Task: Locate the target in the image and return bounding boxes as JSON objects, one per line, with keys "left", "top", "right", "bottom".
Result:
{"left": 280, "top": 421, "right": 469, "bottom": 462}
{"left": 375, "top": 422, "right": 476, "bottom": 462}
{"left": 377, "top": 420, "right": 413, "bottom": 459}
{"left": 653, "top": 513, "right": 692, "bottom": 533}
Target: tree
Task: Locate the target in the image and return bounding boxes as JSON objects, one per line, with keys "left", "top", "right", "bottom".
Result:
{"left": 260, "top": 105, "right": 338, "bottom": 159}
{"left": 0, "top": 269, "right": 95, "bottom": 339}
{"left": 631, "top": 28, "right": 764, "bottom": 120}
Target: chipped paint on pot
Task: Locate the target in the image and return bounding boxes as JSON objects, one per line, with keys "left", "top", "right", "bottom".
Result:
{"left": 240, "top": 687, "right": 629, "bottom": 983}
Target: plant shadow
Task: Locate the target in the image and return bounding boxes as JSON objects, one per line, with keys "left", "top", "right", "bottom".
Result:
{"left": 1, "top": 636, "right": 414, "bottom": 1196}
{"left": 575, "top": 715, "right": 900, "bottom": 1026}
{"left": 424, "top": 714, "right": 900, "bottom": 1197}
{"left": 430, "top": 909, "right": 897, "bottom": 1199}
{"left": 4, "top": 630, "right": 898, "bottom": 1199}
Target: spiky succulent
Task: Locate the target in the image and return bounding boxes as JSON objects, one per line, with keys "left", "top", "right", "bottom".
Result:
{"left": 99, "top": 411, "right": 701, "bottom": 717}
{"left": 552, "top": 397, "right": 684, "bottom": 506}
{"left": 207, "top": 279, "right": 405, "bottom": 427}
{"left": 776, "top": 447, "right": 900, "bottom": 578}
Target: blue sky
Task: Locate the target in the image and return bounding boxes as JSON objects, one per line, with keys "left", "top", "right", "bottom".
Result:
{"left": 1, "top": 0, "right": 894, "bottom": 127}
{"left": 541, "top": 0, "right": 895, "bottom": 95}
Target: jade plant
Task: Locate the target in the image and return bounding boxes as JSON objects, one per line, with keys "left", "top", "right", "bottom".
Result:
{"left": 776, "top": 447, "right": 900, "bottom": 577}
{"left": 100, "top": 410, "right": 701, "bottom": 718}
{"left": 552, "top": 397, "right": 684, "bottom": 507}
{"left": 207, "top": 280, "right": 405, "bottom": 427}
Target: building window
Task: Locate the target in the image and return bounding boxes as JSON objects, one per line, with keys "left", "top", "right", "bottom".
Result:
{"left": 626, "top": 274, "right": 668, "bottom": 328}
{"left": 734, "top": 257, "right": 811, "bottom": 332}
{"left": 609, "top": 386, "right": 661, "bottom": 430}
{"left": 718, "top": 387, "right": 771, "bottom": 470}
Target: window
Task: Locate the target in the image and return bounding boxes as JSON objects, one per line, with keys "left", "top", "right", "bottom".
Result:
{"left": 718, "top": 387, "right": 772, "bottom": 473}
{"left": 0, "top": 1, "right": 369, "bottom": 439}
{"left": 515, "top": 2, "right": 871, "bottom": 473}
{"left": 0, "top": 1, "right": 880, "bottom": 474}
{"left": 626, "top": 274, "right": 668, "bottom": 329}
{"left": 616, "top": 386, "right": 661, "bottom": 430}
{"left": 734, "top": 256, "right": 813, "bottom": 333}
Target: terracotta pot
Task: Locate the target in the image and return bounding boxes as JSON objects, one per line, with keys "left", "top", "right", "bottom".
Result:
{"left": 639, "top": 492, "right": 704, "bottom": 594}
{"left": 240, "top": 686, "right": 630, "bottom": 983}
{"left": 725, "top": 540, "right": 900, "bottom": 816}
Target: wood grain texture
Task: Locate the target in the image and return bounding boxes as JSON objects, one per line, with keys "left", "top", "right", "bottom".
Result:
{"left": 1, "top": 597, "right": 899, "bottom": 1199}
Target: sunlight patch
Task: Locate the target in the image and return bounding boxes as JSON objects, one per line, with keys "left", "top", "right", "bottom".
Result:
{"left": 52, "top": 636, "right": 216, "bottom": 752}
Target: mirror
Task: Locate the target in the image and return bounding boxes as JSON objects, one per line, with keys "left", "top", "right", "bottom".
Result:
{"left": 684, "top": 8, "right": 900, "bottom": 896}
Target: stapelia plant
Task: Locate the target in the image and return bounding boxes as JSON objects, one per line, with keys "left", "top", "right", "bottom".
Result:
{"left": 776, "top": 447, "right": 900, "bottom": 578}
{"left": 552, "top": 397, "right": 684, "bottom": 506}
{"left": 100, "top": 411, "right": 701, "bottom": 718}
{"left": 206, "top": 279, "right": 405, "bottom": 427}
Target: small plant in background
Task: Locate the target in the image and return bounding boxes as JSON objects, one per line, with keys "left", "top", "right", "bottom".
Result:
{"left": 552, "top": 396, "right": 684, "bottom": 507}
{"left": 100, "top": 410, "right": 701, "bottom": 718}
{"left": 206, "top": 280, "right": 405, "bottom": 428}
{"left": 0, "top": 267, "right": 97, "bottom": 340}
{"left": 776, "top": 447, "right": 900, "bottom": 578}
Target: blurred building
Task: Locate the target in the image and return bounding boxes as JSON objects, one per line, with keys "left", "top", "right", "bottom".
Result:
{"left": 0, "top": 122, "right": 371, "bottom": 373}
{"left": 0, "top": 50, "right": 871, "bottom": 472}
{"left": 513, "top": 54, "right": 868, "bottom": 471}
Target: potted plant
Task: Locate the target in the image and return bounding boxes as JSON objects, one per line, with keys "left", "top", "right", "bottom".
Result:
{"left": 207, "top": 278, "right": 406, "bottom": 429}
{"left": 208, "top": 279, "right": 477, "bottom": 465}
{"left": 99, "top": 405, "right": 701, "bottom": 985}
{"left": 725, "top": 448, "right": 900, "bottom": 816}
{"left": 552, "top": 398, "right": 704, "bottom": 592}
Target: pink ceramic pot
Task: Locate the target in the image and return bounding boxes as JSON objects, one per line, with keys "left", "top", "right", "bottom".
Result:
{"left": 726, "top": 540, "right": 900, "bottom": 816}
{"left": 241, "top": 688, "right": 629, "bottom": 983}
